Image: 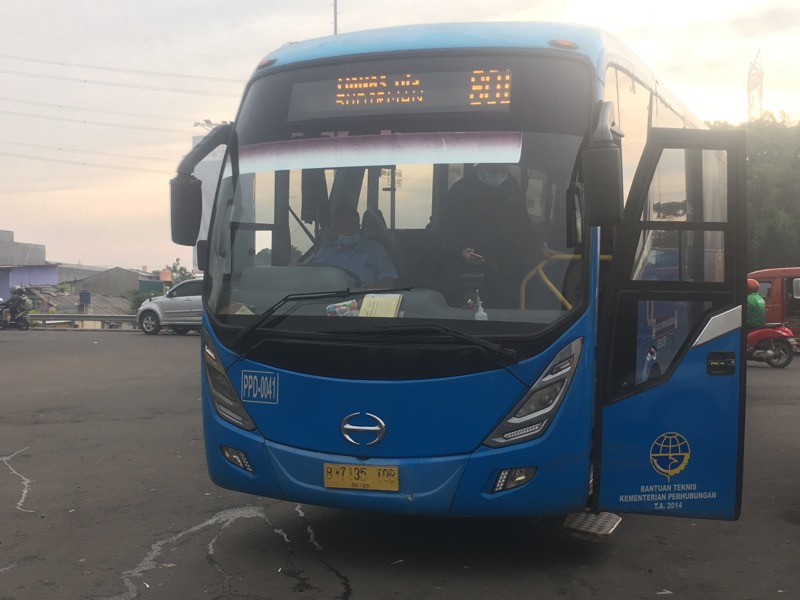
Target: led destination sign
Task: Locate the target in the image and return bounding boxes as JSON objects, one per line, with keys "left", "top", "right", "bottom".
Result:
{"left": 287, "top": 69, "right": 512, "bottom": 121}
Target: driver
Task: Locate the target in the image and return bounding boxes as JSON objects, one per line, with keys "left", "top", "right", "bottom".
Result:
{"left": 312, "top": 206, "right": 398, "bottom": 288}
{"left": 438, "top": 164, "right": 554, "bottom": 308}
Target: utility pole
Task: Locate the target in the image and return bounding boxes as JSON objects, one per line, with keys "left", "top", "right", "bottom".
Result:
{"left": 333, "top": 0, "right": 338, "bottom": 35}
{"left": 747, "top": 50, "right": 763, "bottom": 122}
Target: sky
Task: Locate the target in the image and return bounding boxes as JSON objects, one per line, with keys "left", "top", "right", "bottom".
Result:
{"left": 1, "top": 1, "right": 797, "bottom": 270}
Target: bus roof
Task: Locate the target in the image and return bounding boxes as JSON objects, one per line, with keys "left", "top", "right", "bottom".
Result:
{"left": 254, "top": 21, "right": 697, "bottom": 129}
{"left": 261, "top": 22, "right": 629, "bottom": 74}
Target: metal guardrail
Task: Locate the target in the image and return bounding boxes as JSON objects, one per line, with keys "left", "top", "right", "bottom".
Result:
{"left": 30, "top": 313, "right": 136, "bottom": 322}
{"left": 28, "top": 314, "right": 137, "bottom": 329}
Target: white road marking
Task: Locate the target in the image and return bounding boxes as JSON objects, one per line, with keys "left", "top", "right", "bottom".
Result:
{"left": 103, "top": 505, "right": 288, "bottom": 600}
{"left": 295, "top": 504, "right": 324, "bottom": 551}
{"left": 1, "top": 447, "right": 34, "bottom": 513}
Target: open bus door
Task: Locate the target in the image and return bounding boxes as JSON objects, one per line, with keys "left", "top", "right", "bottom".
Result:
{"left": 595, "top": 128, "right": 747, "bottom": 520}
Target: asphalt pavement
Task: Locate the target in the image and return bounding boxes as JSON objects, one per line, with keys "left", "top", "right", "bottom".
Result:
{"left": 0, "top": 330, "right": 798, "bottom": 600}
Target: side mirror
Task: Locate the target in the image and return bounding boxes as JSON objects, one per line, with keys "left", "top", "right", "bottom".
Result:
{"left": 583, "top": 143, "right": 623, "bottom": 227}
{"left": 170, "top": 123, "right": 232, "bottom": 247}
{"left": 793, "top": 278, "right": 800, "bottom": 300}
{"left": 583, "top": 101, "right": 624, "bottom": 228}
{"left": 170, "top": 174, "right": 203, "bottom": 246}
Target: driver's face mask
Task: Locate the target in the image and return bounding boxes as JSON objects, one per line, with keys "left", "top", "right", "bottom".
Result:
{"left": 477, "top": 168, "right": 508, "bottom": 188}
{"left": 338, "top": 233, "right": 361, "bottom": 246}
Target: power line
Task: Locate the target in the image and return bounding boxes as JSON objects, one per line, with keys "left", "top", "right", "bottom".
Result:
{"left": 0, "top": 68, "right": 240, "bottom": 97}
{"left": 0, "top": 109, "right": 193, "bottom": 134}
{"left": 0, "top": 53, "right": 245, "bottom": 84}
{"left": 0, "top": 139, "right": 174, "bottom": 163}
{"left": 0, "top": 96, "right": 195, "bottom": 124}
{"left": 0, "top": 151, "right": 171, "bottom": 174}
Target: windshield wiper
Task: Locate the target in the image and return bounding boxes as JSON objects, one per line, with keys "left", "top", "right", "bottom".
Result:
{"left": 231, "top": 287, "right": 411, "bottom": 354}
{"left": 327, "top": 323, "right": 518, "bottom": 362}
{"left": 232, "top": 289, "right": 351, "bottom": 352}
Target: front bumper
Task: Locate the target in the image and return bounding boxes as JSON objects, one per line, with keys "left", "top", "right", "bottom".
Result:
{"left": 204, "top": 405, "right": 591, "bottom": 517}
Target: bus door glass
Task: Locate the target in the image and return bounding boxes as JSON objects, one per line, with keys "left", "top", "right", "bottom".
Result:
{"left": 596, "top": 128, "right": 747, "bottom": 519}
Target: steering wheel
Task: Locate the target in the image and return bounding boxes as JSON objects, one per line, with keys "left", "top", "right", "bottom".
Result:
{"left": 300, "top": 262, "right": 362, "bottom": 288}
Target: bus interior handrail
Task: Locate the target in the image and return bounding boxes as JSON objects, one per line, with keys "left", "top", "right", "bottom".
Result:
{"left": 519, "top": 254, "right": 612, "bottom": 310}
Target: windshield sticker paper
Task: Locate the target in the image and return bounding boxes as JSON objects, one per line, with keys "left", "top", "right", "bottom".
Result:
{"left": 616, "top": 432, "right": 719, "bottom": 512}
{"left": 241, "top": 370, "right": 279, "bottom": 404}
{"left": 235, "top": 132, "right": 522, "bottom": 175}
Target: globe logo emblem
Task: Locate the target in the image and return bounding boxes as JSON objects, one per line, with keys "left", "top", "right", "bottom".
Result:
{"left": 650, "top": 432, "right": 691, "bottom": 481}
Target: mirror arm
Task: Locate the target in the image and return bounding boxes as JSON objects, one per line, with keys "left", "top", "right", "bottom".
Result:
{"left": 590, "top": 101, "right": 624, "bottom": 148}
{"left": 176, "top": 123, "right": 233, "bottom": 176}
{"left": 170, "top": 123, "right": 233, "bottom": 247}
{"left": 592, "top": 101, "right": 614, "bottom": 144}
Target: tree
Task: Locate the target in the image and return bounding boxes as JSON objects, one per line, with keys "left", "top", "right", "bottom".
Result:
{"left": 127, "top": 289, "right": 151, "bottom": 314}
{"left": 709, "top": 118, "right": 800, "bottom": 271}
{"left": 153, "top": 258, "right": 195, "bottom": 283}
{"left": 254, "top": 248, "right": 272, "bottom": 265}
{"left": 254, "top": 246, "right": 303, "bottom": 265}
{"left": 742, "top": 119, "right": 800, "bottom": 271}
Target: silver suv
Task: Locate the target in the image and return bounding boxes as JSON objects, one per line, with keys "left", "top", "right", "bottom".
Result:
{"left": 137, "top": 278, "right": 204, "bottom": 335}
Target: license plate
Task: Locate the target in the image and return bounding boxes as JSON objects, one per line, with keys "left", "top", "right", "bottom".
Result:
{"left": 323, "top": 463, "right": 399, "bottom": 491}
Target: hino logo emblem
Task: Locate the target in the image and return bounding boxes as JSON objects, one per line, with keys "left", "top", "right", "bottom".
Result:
{"left": 340, "top": 412, "right": 386, "bottom": 446}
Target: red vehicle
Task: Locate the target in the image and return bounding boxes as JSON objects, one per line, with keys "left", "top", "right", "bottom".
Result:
{"left": 747, "top": 324, "right": 797, "bottom": 368}
{"left": 748, "top": 267, "right": 800, "bottom": 334}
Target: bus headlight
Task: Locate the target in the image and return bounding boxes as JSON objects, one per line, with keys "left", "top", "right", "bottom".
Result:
{"left": 484, "top": 339, "right": 582, "bottom": 447}
{"left": 202, "top": 333, "right": 256, "bottom": 431}
{"left": 515, "top": 380, "right": 564, "bottom": 418}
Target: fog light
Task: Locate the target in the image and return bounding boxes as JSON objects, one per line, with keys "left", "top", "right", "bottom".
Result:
{"left": 492, "top": 467, "right": 537, "bottom": 492}
{"left": 221, "top": 446, "right": 253, "bottom": 472}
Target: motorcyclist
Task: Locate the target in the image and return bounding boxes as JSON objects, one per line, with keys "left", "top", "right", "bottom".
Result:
{"left": 746, "top": 278, "right": 765, "bottom": 329}
{"left": 0, "top": 286, "right": 26, "bottom": 324}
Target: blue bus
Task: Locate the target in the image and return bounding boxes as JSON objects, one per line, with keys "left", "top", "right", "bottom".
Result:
{"left": 170, "top": 22, "right": 747, "bottom": 536}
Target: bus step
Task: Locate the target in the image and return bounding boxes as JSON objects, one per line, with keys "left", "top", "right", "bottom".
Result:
{"left": 562, "top": 511, "right": 622, "bottom": 541}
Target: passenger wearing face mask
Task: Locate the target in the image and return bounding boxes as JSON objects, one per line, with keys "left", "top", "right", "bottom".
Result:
{"left": 313, "top": 206, "right": 398, "bottom": 288}
{"left": 438, "top": 163, "right": 550, "bottom": 308}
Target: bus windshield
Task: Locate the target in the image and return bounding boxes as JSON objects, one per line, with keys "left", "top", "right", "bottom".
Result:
{"left": 205, "top": 52, "right": 593, "bottom": 336}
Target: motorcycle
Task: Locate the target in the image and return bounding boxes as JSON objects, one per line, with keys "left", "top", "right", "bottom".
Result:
{"left": 746, "top": 323, "right": 798, "bottom": 368}
{"left": 0, "top": 297, "right": 32, "bottom": 331}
